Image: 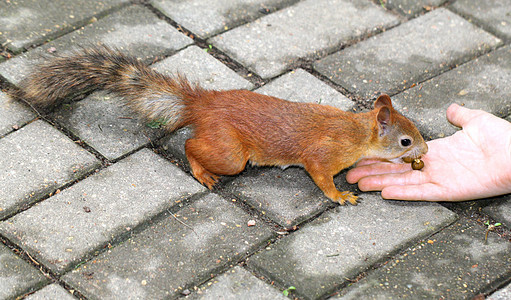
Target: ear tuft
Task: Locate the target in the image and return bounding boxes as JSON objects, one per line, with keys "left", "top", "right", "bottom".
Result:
{"left": 374, "top": 94, "right": 392, "bottom": 109}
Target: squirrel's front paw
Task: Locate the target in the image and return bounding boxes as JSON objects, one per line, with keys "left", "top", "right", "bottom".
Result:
{"left": 333, "top": 191, "right": 358, "bottom": 206}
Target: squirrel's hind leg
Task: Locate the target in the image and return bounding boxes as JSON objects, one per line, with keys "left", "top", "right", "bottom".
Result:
{"left": 185, "top": 137, "right": 248, "bottom": 189}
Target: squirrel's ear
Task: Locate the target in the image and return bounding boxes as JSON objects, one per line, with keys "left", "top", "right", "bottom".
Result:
{"left": 376, "top": 106, "right": 391, "bottom": 135}
{"left": 374, "top": 94, "right": 393, "bottom": 109}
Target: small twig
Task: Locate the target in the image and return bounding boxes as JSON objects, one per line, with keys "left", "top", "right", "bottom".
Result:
{"left": 17, "top": 95, "right": 52, "bottom": 123}
{"left": 142, "top": 130, "right": 155, "bottom": 148}
{"left": 25, "top": 251, "right": 40, "bottom": 266}
{"left": 167, "top": 209, "right": 198, "bottom": 237}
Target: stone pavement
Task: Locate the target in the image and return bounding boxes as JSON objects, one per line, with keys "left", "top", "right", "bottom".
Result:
{"left": 0, "top": 0, "right": 510, "bottom": 299}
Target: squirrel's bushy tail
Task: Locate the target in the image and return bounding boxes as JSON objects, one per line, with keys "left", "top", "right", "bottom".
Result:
{"left": 16, "top": 45, "right": 203, "bottom": 131}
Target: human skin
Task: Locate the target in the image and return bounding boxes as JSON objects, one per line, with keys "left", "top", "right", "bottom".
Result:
{"left": 346, "top": 103, "right": 511, "bottom": 201}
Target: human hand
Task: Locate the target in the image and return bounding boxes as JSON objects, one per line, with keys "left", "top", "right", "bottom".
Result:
{"left": 346, "top": 104, "right": 511, "bottom": 201}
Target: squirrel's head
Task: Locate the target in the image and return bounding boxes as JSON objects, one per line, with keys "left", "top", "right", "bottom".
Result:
{"left": 367, "top": 94, "right": 428, "bottom": 162}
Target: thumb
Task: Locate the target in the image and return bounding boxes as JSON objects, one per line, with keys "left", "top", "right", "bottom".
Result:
{"left": 446, "top": 103, "right": 481, "bottom": 128}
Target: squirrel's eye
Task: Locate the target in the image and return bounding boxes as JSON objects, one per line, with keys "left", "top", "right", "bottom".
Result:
{"left": 400, "top": 138, "right": 412, "bottom": 147}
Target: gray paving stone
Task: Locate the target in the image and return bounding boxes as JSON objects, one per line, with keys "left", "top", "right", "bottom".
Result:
{"left": 450, "top": 0, "right": 511, "bottom": 42}
{"left": 489, "top": 282, "right": 511, "bottom": 300}
{"left": 152, "top": 45, "right": 254, "bottom": 91}
{"left": 191, "top": 266, "right": 287, "bottom": 299}
{"left": 25, "top": 284, "right": 76, "bottom": 300}
{"left": 247, "top": 193, "right": 457, "bottom": 299}
{"left": 161, "top": 127, "right": 193, "bottom": 164}
{"left": 0, "top": 243, "right": 49, "bottom": 300}
{"left": 0, "top": 149, "right": 206, "bottom": 274}
{"left": 336, "top": 216, "right": 511, "bottom": 299}
{"left": 0, "top": 90, "right": 35, "bottom": 137}
{"left": 226, "top": 167, "right": 333, "bottom": 228}
{"left": 62, "top": 193, "right": 276, "bottom": 299}
{"left": 384, "top": 0, "right": 448, "bottom": 17}
{"left": 51, "top": 92, "right": 164, "bottom": 161}
{"left": 482, "top": 196, "right": 511, "bottom": 228}
{"left": 392, "top": 45, "right": 511, "bottom": 139}
{"left": 150, "top": 0, "right": 297, "bottom": 39}
{"left": 314, "top": 8, "right": 502, "bottom": 99}
{"left": 210, "top": 0, "right": 399, "bottom": 79}
{"left": 256, "top": 69, "right": 353, "bottom": 111}
{"left": 0, "top": 120, "right": 100, "bottom": 219}
{"left": 0, "top": 5, "right": 193, "bottom": 86}
{"left": 0, "top": 0, "right": 129, "bottom": 53}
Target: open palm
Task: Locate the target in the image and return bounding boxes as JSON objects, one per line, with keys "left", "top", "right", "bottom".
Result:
{"left": 346, "top": 104, "right": 511, "bottom": 201}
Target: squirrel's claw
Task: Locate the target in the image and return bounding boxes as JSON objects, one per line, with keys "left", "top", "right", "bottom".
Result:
{"left": 335, "top": 191, "right": 358, "bottom": 205}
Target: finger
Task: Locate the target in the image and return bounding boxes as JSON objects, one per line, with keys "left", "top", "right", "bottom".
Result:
{"left": 381, "top": 183, "right": 445, "bottom": 201}
{"left": 356, "top": 170, "right": 427, "bottom": 191}
{"left": 346, "top": 162, "right": 411, "bottom": 184}
{"left": 446, "top": 103, "right": 484, "bottom": 128}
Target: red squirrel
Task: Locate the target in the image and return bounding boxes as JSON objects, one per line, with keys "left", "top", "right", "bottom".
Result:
{"left": 13, "top": 46, "right": 428, "bottom": 205}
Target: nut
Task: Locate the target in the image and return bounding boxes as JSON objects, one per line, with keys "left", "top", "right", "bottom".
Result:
{"left": 411, "top": 158, "right": 425, "bottom": 170}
